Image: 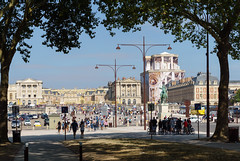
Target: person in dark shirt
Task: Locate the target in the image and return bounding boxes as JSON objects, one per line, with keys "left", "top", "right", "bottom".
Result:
{"left": 158, "top": 119, "right": 163, "bottom": 134}
{"left": 71, "top": 120, "right": 78, "bottom": 139}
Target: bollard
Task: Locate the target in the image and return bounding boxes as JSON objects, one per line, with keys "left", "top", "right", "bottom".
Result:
{"left": 24, "top": 143, "right": 29, "bottom": 161}
{"left": 79, "top": 142, "right": 82, "bottom": 161}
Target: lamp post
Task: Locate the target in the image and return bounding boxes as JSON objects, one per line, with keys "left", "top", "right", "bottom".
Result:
{"left": 95, "top": 59, "right": 136, "bottom": 128}
{"left": 206, "top": 10, "right": 210, "bottom": 138}
{"left": 116, "top": 36, "right": 172, "bottom": 130}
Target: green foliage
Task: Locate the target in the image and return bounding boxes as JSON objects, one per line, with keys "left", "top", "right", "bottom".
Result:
{"left": 0, "top": 0, "right": 99, "bottom": 62}
{"left": 233, "top": 89, "right": 240, "bottom": 103}
{"left": 95, "top": 0, "right": 240, "bottom": 59}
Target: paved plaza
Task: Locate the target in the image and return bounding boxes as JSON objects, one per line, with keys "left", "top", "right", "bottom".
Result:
{"left": 10, "top": 126, "right": 240, "bottom": 161}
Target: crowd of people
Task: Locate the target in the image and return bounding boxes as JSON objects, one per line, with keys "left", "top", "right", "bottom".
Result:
{"left": 57, "top": 116, "right": 110, "bottom": 139}
{"left": 149, "top": 117, "right": 195, "bottom": 135}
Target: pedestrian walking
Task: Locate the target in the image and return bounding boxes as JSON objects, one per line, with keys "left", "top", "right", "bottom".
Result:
{"left": 104, "top": 119, "right": 108, "bottom": 128}
{"left": 62, "top": 122, "right": 65, "bottom": 132}
{"left": 71, "top": 120, "right": 78, "bottom": 139}
{"left": 100, "top": 119, "right": 104, "bottom": 130}
{"left": 80, "top": 120, "right": 85, "bottom": 138}
{"left": 158, "top": 119, "right": 162, "bottom": 134}
{"left": 57, "top": 121, "right": 61, "bottom": 134}
{"left": 183, "top": 119, "right": 188, "bottom": 134}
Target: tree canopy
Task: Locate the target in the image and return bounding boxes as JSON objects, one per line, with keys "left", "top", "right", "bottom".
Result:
{"left": 96, "top": 0, "right": 240, "bottom": 57}
{"left": 0, "top": 0, "right": 98, "bottom": 143}
{"left": 95, "top": 0, "right": 240, "bottom": 141}
{"left": 233, "top": 89, "right": 240, "bottom": 103}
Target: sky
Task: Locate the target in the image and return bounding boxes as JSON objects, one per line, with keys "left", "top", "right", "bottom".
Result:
{"left": 9, "top": 20, "right": 240, "bottom": 89}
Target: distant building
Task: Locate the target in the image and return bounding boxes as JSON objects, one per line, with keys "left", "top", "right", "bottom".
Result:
{"left": 84, "top": 87, "right": 108, "bottom": 104}
{"left": 8, "top": 79, "right": 108, "bottom": 105}
{"left": 141, "top": 52, "right": 185, "bottom": 103}
{"left": 167, "top": 72, "right": 219, "bottom": 105}
{"left": 108, "top": 77, "right": 141, "bottom": 105}
{"left": 8, "top": 78, "right": 43, "bottom": 105}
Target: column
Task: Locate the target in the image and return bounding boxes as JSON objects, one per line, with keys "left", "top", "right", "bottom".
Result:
{"left": 162, "top": 56, "right": 164, "bottom": 69}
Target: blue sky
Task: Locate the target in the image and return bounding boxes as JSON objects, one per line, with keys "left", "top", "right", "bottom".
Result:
{"left": 9, "top": 22, "right": 240, "bottom": 89}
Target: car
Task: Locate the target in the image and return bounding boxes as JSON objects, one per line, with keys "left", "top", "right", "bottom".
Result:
{"left": 8, "top": 114, "right": 14, "bottom": 121}
{"left": 32, "top": 114, "right": 38, "bottom": 119}
{"left": 18, "top": 114, "right": 27, "bottom": 121}
{"left": 44, "top": 118, "right": 49, "bottom": 126}
{"left": 41, "top": 113, "right": 48, "bottom": 119}
{"left": 34, "top": 120, "right": 41, "bottom": 127}
{"left": 27, "top": 114, "right": 33, "bottom": 119}
{"left": 190, "top": 116, "right": 201, "bottom": 123}
{"left": 11, "top": 120, "right": 20, "bottom": 128}
{"left": 24, "top": 119, "right": 31, "bottom": 126}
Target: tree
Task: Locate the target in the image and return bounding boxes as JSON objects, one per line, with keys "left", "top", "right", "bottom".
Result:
{"left": 233, "top": 89, "right": 240, "bottom": 103}
{"left": 95, "top": 0, "right": 240, "bottom": 141}
{"left": 0, "top": 0, "right": 98, "bottom": 143}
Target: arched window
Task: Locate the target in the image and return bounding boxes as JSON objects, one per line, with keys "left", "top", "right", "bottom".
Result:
{"left": 28, "top": 100, "right": 31, "bottom": 105}
{"left": 128, "top": 99, "right": 131, "bottom": 105}
{"left": 122, "top": 99, "right": 126, "bottom": 104}
{"left": 133, "top": 99, "right": 136, "bottom": 105}
{"left": 22, "top": 100, "right": 25, "bottom": 105}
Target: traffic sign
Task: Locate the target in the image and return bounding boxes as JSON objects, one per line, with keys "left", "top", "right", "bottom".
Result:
{"left": 61, "top": 106, "right": 68, "bottom": 113}
{"left": 148, "top": 103, "right": 155, "bottom": 111}
{"left": 12, "top": 105, "right": 19, "bottom": 117}
{"left": 194, "top": 103, "right": 201, "bottom": 110}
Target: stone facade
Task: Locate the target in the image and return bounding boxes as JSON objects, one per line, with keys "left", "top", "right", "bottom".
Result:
{"left": 167, "top": 72, "right": 219, "bottom": 105}
{"left": 141, "top": 52, "right": 185, "bottom": 103}
{"left": 8, "top": 78, "right": 43, "bottom": 105}
{"left": 8, "top": 79, "right": 108, "bottom": 105}
{"left": 108, "top": 77, "right": 141, "bottom": 105}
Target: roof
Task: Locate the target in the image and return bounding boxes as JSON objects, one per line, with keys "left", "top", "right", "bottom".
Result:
{"left": 192, "top": 72, "right": 219, "bottom": 85}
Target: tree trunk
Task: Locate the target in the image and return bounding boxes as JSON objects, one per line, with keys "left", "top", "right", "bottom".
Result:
{"left": 0, "top": 62, "right": 10, "bottom": 143}
{"left": 211, "top": 44, "right": 229, "bottom": 142}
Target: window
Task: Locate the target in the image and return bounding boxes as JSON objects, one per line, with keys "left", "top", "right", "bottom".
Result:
{"left": 122, "top": 93, "right": 124, "bottom": 96}
{"left": 23, "top": 94, "right": 25, "bottom": 98}
{"left": 28, "top": 95, "right": 31, "bottom": 98}
{"left": 10, "top": 93, "right": 13, "bottom": 100}
{"left": 128, "top": 99, "right": 131, "bottom": 105}
{"left": 22, "top": 100, "right": 25, "bottom": 105}
{"left": 34, "top": 94, "right": 36, "bottom": 98}
{"left": 28, "top": 100, "right": 31, "bottom": 105}
{"left": 196, "top": 88, "right": 199, "bottom": 93}
{"left": 33, "top": 85, "right": 37, "bottom": 88}
{"left": 33, "top": 100, "right": 36, "bottom": 104}
{"left": 27, "top": 85, "right": 31, "bottom": 88}
{"left": 122, "top": 99, "right": 126, "bottom": 104}
{"left": 133, "top": 99, "right": 136, "bottom": 105}
{"left": 196, "top": 94, "right": 199, "bottom": 99}
{"left": 22, "top": 85, "right": 26, "bottom": 88}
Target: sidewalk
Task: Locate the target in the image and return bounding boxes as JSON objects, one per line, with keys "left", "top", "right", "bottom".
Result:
{"left": 12, "top": 126, "right": 240, "bottom": 161}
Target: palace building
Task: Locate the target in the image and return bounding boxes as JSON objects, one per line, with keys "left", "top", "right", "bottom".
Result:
{"left": 107, "top": 77, "right": 141, "bottom": 105}
{"left": 167, "top": 72, "right": 219, "bottom": 105}
{"left": 141, "top": 52, "right": 185, "bottom": 103}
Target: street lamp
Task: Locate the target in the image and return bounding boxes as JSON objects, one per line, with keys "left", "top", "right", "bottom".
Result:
{"left": 95, "top": 59, "right": 136, "bottom": 128}
{"left": 116, "top": 36, "right": 172, "bottom": 130}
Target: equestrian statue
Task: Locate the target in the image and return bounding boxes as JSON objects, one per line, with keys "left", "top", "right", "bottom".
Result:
{"left": 160, "top": 85, "right": 168, "bottom": 104}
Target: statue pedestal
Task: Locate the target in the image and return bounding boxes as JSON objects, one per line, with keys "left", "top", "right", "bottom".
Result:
{"left": 158, "top": 103, "right": 169, "bottom": 120}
